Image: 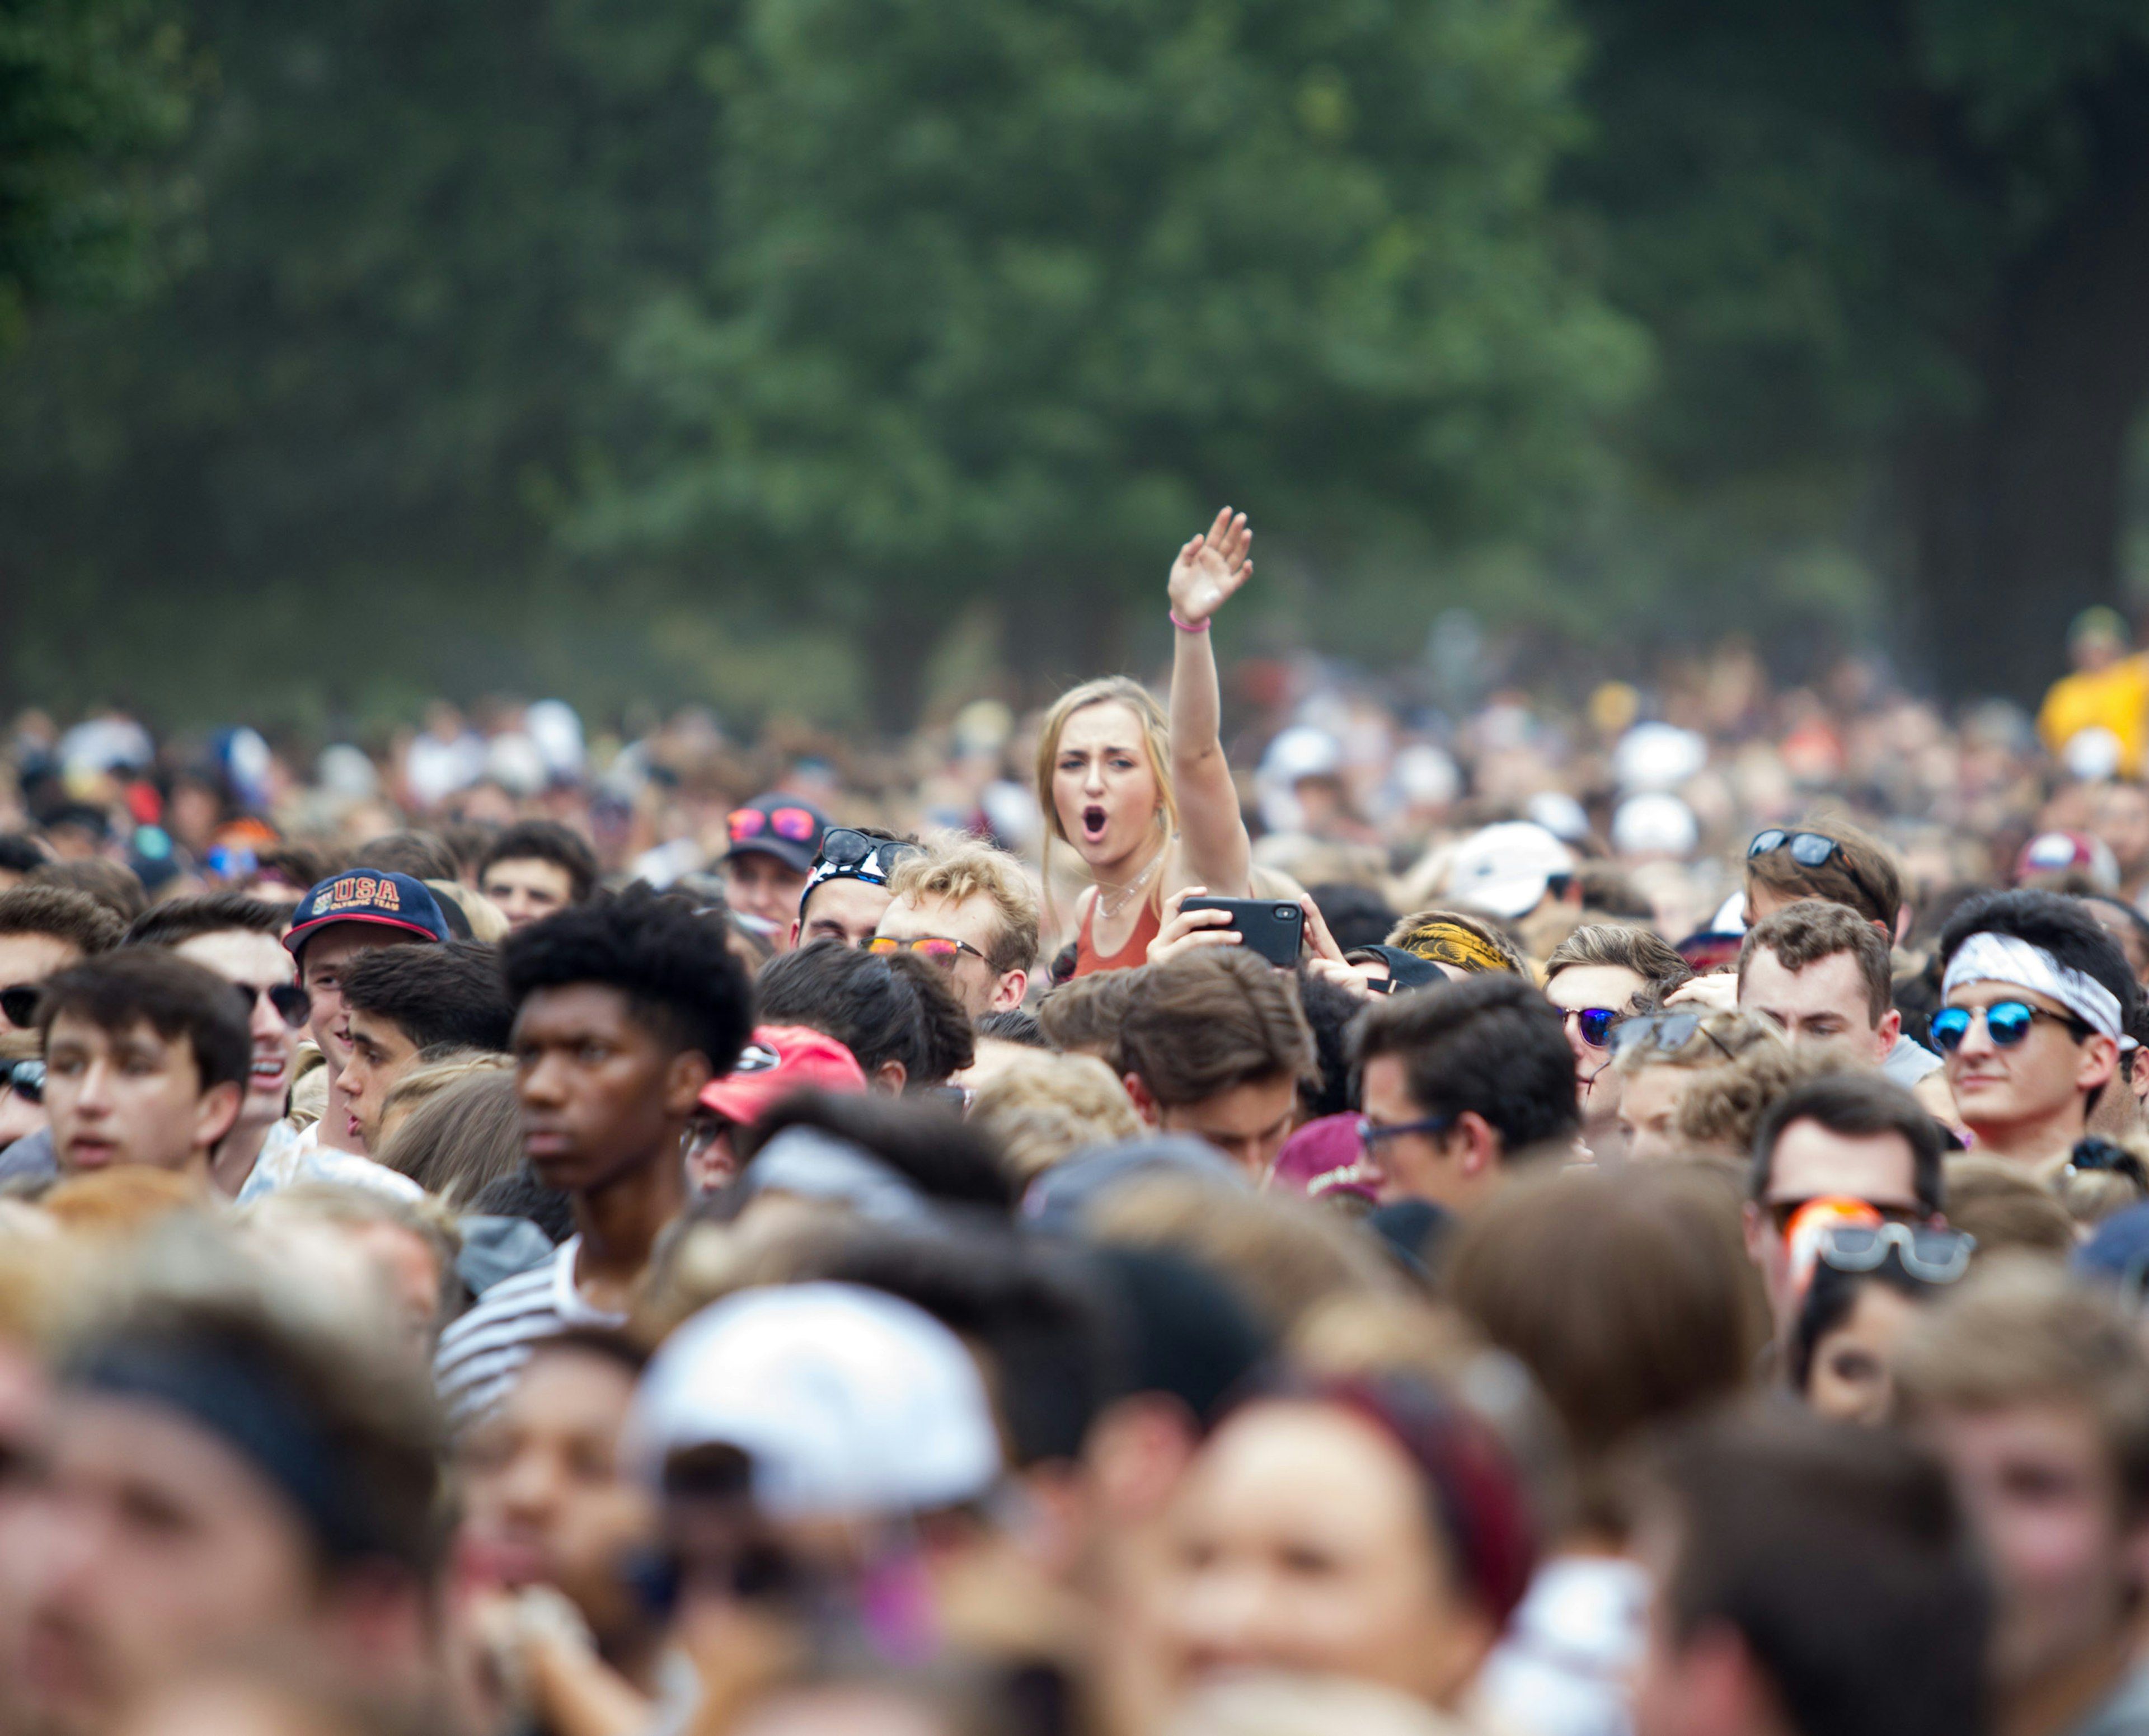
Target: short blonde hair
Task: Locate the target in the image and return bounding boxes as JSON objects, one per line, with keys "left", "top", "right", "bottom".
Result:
{"left": 969, "top": 1049, "right": 1142, "bottom": 1181}
{"left": 886, "top": 837, "right": 1041, "bottom": 977}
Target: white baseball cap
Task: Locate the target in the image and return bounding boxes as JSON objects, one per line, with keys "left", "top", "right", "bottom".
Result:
{"left": 1444, "top": 821, "right": 1576, "bottom": 921}
{"left": 627, "top": 1283, "right": 1002, "bottom": 1521}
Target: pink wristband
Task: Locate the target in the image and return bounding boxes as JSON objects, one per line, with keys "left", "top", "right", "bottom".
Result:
{"left": 1169, "top": 608, "right": 1210, "bottom": 633}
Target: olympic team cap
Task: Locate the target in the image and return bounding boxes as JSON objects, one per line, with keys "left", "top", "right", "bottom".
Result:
{"left": 1444, "top": 822, "right": 1575, "bottom": 921}
{"left": 699, "top": 1024, "right": 868, "bottom": 1124}
{"left": 283, "top": 869, "right": 450, "bottom": 959}
{"left": 627, "top": 1283, "right": 1002, "bottom": 1519}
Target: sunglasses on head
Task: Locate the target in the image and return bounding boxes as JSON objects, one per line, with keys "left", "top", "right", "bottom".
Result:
{"left": 1816, "top": 1221, "right": 1976, "bottom": 1284}
{"left": 817, "top": 828, "right": 919, "bottom": 875}
{"left": 864, "top": 934, "right": 987, "bottom": 966}
{"left": 1929, "top": 1001, "right": 2090, "bottom": 1052}
{"left": 0, "top": 1059, "right": 43, "bottom": 1104}
{"left": 1767, "top": 1196, "right": 1921, "bottom": 1236}
{"left": 1610, "top": 1010, "right": 1737, "bottom": 1061}
{"left": 1560, "top": 1006, "right": 1622, "bottom": 1048}
{"left": 1746, "top": 829, "right": 1885, "bottom": 915}
{"left": 729, "top": 806, "right": 818, "bottom": 844}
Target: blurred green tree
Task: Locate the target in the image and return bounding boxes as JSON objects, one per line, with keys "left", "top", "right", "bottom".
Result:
{"left": 575, "top": 0, "right": 1648, "bottom": 725}
{"left": 0, "top": 0, "right": 724, "bottom": 723}
{"left": 0, "top": 0, "right": 190, "bottom": 342}
{"left": 1571, "top": 0, "right": 2149, "bottom": 698}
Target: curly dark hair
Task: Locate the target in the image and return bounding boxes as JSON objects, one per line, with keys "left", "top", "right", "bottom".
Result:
{"left": 478, "top": 820, "right": 600, "bottom": 904}
{"left": 501, "top": 885, "right": 752, "bottom": 1075}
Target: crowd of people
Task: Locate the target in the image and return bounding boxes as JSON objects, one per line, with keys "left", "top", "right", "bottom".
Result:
{"left": 6, "top": 513, "right": 2149, "bottom": 1736}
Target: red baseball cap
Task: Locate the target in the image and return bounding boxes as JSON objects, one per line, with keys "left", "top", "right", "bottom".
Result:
{"left": 700, "top": 1024, "right": 867, "bottom": 1124}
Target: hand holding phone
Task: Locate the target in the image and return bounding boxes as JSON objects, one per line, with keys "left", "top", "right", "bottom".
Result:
{"left": 1178, "top": 896, "right": 1305, "bottom": 968}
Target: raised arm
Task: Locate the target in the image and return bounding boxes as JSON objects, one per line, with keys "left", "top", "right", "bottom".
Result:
{"left": 1165, "top": 506, "right": 1254, "bottom": 895}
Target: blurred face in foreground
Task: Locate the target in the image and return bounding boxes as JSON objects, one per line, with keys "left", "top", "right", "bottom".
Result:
{"left": 1163, "top": 1399, "right": 1492, "bottom": 1709}
{"left": 8, "top": 1395, "right": 321, "bottom": 1735}
{"left": 1744, "top": 1118, "right": 1921, "bottom": 1336}
{"left": 1919, "top": 1400, "right": 2137, "bottom": 1696}
{"left": 458, "top": 1345, "right": 654, "bottom": 1648}
{"left": 1616, "top": 1064, "right": 1697, "bottom": 1163}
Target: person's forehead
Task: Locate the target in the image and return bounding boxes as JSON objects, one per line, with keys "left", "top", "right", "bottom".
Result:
{"left": 879, "top": 890, "right": 993, "bottom": 946}
{"left": 1746, "top": 945, "right": 1867, "bottom": 1006}
{"left": 48, "top": 1010, "right": 175, "bottom": 1055}
{"left": 1545, "top": 964, "right": 1645, "bottom": 1007}
{"left": 803, "top": 875, "right": 892, "bottom": 929}
{"left": 55, "top": 1390, "right": 306, "bottom": 1534}
{"left": 1768, "top": 1118, "right": 1917, "bottom": 1201}
{"left": 1945, "top": 978, "right": 2072, "bottom": 1018}
{"left": 1175, "top": 1075, "right": 1298, "bottom": 1135}
{"left": 726, "top": 852, "right": 804, "bottom": 884}
{"left": 0, "top": 930, "right": 78, "bottom": 978}
{"left": 484, "top": 855, "right": 571, "bottom": 889}
{"left": 177, "top": 928, "right": 293, "bottom": 986}
{"left": 1057, "top": 702, "right": 1146, "bottom": 753}
{"left": 345, "top": 1005, "right": 412, "bottom": 1047}
{"left": 509, "top": 1344, "right": 637, "bottom": 1426}
{"left": 515, "top": 979, "right": 644, "bottom": 1039}
{"left": 302, "top": 925, "right": 412, "bottom": 973}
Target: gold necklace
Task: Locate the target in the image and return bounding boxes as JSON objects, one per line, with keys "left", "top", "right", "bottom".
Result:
{"left": 1097, "top": 844, "right": 1163, "bottom": 921}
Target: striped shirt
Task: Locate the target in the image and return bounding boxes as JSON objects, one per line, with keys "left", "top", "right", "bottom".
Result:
{"left": 434, "top": 1236, "right": 624, "bottom": 1427}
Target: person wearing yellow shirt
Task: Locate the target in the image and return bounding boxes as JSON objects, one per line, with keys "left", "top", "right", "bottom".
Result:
{"left": 2038, "top": 606, "right": 2149, "bottom": 777}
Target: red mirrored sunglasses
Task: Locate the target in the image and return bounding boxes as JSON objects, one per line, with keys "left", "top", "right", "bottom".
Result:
{"left": 729, "top": 806, "right": 819, "bottom": 844}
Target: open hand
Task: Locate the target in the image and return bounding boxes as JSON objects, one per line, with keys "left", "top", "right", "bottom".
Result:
{"left": 1169, "top": 508, "right": 1254, "bottom": 626}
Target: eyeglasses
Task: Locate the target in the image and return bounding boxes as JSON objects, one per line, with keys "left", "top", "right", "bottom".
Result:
{"left": 864, "top": 935, "right": 988, "bottom": 966}
{"left": 1815, "top": 1222, "right": 1976, "bottom": 1284}
{"left": 1929, "top": 1001, "right": 2090, "bottom": 1052}
{"left": 729, "top": 806, "right": 819, "bottom": 844}
{"left": 1609, "top": 1010, "right": 1737, "bottom": 1062}
{"left": 1358, "top": 1113, "right": 1454, "bottom": 1153}
{"left": 1746, "top": 828, "right": 1887, "bottom": 917}
{"left": 1559, "top": 1006, "right": 1622, "bottom": 1048}
{"left": 1767, "top": 1195, "right": 1921, "bottom": 1236}
{"left": 0, "top": 986, "right": 40, "bottom": 1028}
{"left": 0, "top": 1060, "right": 43, "bottom": 1104}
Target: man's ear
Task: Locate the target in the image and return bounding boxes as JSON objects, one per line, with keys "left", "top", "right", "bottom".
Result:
{"left": 1454, "top": 1110, "right": 1500, "bottom": 1177}
{"left": 1123, "top": 1072, "right": 1161, "bottom": 1127}
{"left": 198, "top": 1079, "right": 244, "bottom": 1153}
{"left": 663, "top": 1049, "right": 715, "bottom": 1118}
{"left": 874, "top": 1058, "right": 908, "bottom": 1095}
{"left": 991, "top": 969, "right": 1028, "bottom": 1012}
{"left": 2080, "top": 1032, "right": 2123, "bottom": 1096}
{"left": 1876, "top": 1005, "right": 1902, "bottom": 1057}
{"left": 786, "top": 919, "right": 801, "bottom": 951}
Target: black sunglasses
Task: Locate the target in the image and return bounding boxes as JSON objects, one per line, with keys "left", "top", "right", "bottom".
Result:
{"left": 816, "top": 828, "right": 921, "bottom": 876}
{"left": 1747, "top": 829, "right": 1886, "bottom": 918}
{"left": 0, "top": 986, "right": 39, "bottom": 1029}
{"left": 247, "top": 980, "right": 314, "bottom": 1030}
{"left": 0, "top": 1059, "right": 43, "bottom": 1105}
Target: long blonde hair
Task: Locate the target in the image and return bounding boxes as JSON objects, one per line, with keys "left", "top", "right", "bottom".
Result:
{"left": 1034, "top": 676, "right": 1180, "bottom": 928}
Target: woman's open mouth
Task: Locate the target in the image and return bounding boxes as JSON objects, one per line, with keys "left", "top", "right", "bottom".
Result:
{"left": 1082, "top": 805, "right": 1109, "bottom": 843}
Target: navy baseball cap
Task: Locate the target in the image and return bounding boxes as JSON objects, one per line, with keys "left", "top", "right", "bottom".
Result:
{"left": 283, "top": 869, "right": 451, "bottom": 958}
{"left": 722, "top": 793, "right": 829, "bottom": 877}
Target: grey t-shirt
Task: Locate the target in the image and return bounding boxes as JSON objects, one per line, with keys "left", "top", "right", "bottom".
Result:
{"left": 1883, "top": 1031, "right": 1944, "bottom": 1087}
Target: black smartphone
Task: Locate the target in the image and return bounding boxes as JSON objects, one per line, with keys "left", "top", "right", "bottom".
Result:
{"left": 1180, "top": 897, "right": 1305, "bottom": 968}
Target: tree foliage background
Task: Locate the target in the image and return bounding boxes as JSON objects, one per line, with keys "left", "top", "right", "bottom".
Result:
{"left": 0, "top": 0, "right": 2145, "bottom": 730}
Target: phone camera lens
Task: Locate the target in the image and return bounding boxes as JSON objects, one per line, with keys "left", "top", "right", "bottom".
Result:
{"left": 1276, "top": 905, "right": 1296, "bottom": 918}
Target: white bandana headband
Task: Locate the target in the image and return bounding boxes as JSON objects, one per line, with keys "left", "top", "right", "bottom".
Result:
{"left": 1942, "top": 931, "right": 2135, "bottom": 1049}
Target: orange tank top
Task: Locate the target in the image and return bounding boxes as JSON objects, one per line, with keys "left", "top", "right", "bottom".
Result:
{"left": 1073, "top": 889, "right": 1162, "bottom": 977}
